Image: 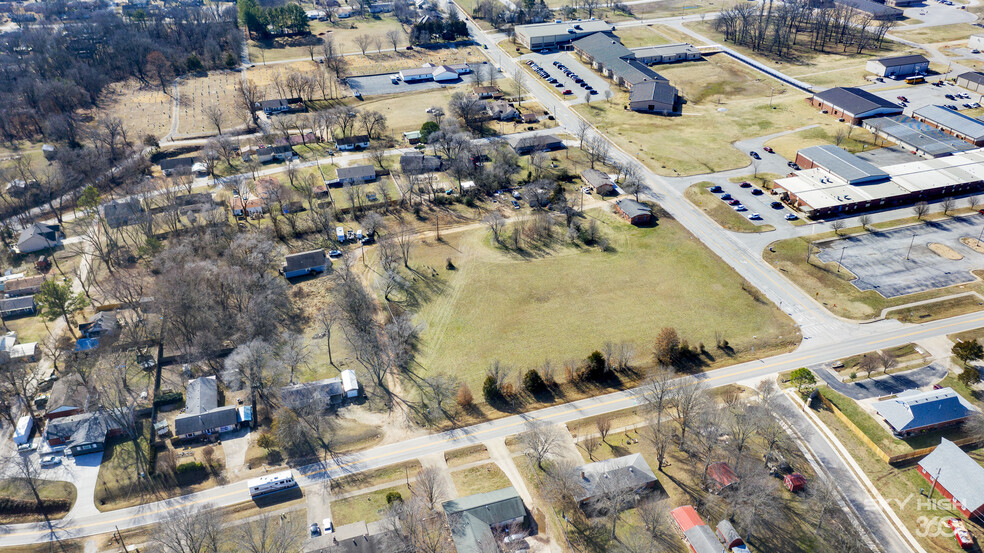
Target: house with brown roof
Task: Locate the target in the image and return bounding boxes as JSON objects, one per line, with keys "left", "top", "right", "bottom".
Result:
{"left": 581, "top": 169, "right": 615, "bottom": 195}
{"left": 4, "top": 275, "right": 44, "bottom": 297}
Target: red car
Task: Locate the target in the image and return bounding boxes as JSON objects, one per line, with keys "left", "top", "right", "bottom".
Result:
{"left": 739, "top": 181, "right": 752, "bottom": 188}
{"left": 728, "top": 198, "right": 741, "bottom": 205}
{"left": 763, "top": 146, "right": 774, "bottom": 153}
{"left": 562, "top": 89, "right": 572, "bottom": 95}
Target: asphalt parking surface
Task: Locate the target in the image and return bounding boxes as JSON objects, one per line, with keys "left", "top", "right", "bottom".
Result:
{"left": 816, "top": 215, "right": 984, "bottom": 297}
{"left": 708, "top": 179, "right": 800, "bottom": 228}
{"left": 865, "top": 80, "right": 981, "bottom": 113}
{"left": 519, "top": 51, "right": 612, "bottom": 105}
{"left": 346, "top": 62, "right": 498, "bottom": 97}
{"left": 814, "top": 362, "right": 946, "bottom": 400}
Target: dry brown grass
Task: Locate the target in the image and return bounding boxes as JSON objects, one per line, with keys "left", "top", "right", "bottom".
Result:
{"left": 929, "top": 242, "right": 963, "bottom": 260}
{"left": 98, "top": 79, "right": 172, "bottom": 141}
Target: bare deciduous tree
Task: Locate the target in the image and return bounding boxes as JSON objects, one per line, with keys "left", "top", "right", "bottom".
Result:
{"left": 520, "top": 420, "right": 562, "bottom": 470}
{"left": 913, "top": 201, "right": 929, "bottom": 219}
{"left": 412, "top": 466, "right": 448, "bottom": 510}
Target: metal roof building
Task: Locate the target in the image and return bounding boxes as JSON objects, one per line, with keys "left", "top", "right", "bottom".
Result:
{"left": 874, "top": 388, "right": 977, "bottom": 435}
{"left": 795, "top": 145, "right": 888, "bottom": 184}
{"left": 671, "top": 506, "right": 726, "bottom": 553}
{"left": 866, "top": 53, "right": 929, "bottom": 77}
{"left": 573, "top": 453, "right": 658, "bottom": 504}
{"left": 514, "top": 19, "right": 614, "bottom": 49}
{"left": 809, "top": 87, "right": 902, "bottom": 124}
{"left": 863, "top": 115, "right": 976, "bottom": 157}
{"left": 442, "top": 487, "right": 528, "bottom": 553}
{"left": 912, "top": 105, "right": 984, "bottom": 146}
{"left": 918, "top": 438, "right": 984, "bottom": 518}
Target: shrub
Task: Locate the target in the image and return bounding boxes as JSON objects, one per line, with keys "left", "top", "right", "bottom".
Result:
{"left": 456, "top": 384, "right": 473, "bottom": 407}
{"left": 175, "top": 461, "right": 205, "bottom": 474}
{"left": 146, "top": 441, "right": 158, "bottom": 476}
{"left": 581, "top": 351, "right": 606, "bottom": 381}
{"left": 482, "top": 375, "right": 500, "bottom": 402}
{"left": 385, "top": 491, "right": 403, "bottom": 504}
{"left": 523, "top": 369, "right": 545, "bottom": 394}
{"left": 153, "top": 391, "right": 183, "bottom": 407}
{"left": 0, "top": 497, "right": 70, "bottom": 515}
{"left": 257, "top": 432, "right": 276, "bottom": 450}
{"left": 446, "top": 257, "right": 456, "bottom": 270}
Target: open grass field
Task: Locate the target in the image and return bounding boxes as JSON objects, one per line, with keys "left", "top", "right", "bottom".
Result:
{"left": 614, "top": 25, "right": 673, "bottom": 48}
{"left": 175, "top": 71, "right": 248, "bottom": 137}
{"left": 764, "top": 226, "right": 984, "bottom": 320}
{"left": 575, "top": 53, "right": 832, "bottom": 176}
{"left": 813, "top": 395, "right": 983, "bottom": 553}
{"left": 683, "top": 21, "right": 915, "bottom": 87}
{"left": 445, "top": 444, "right": 490, "bottom": 467}
{"left": 686, "top": 181, "right": 776, "bottom": 232}
{"left": 764, "top": 125, "right": 881, "bottom": 161}
{"left": 450, "top": 463, "right": 511, "bottom": 496}
{"left": 248, "top": 16, "right": 408, "bottom": 62}
{"left": 397, "top": 207, "right": 798, "bottom": 395}
{"left": 892, "top": 23, "right": 982, "bottom": 45}
{"left": 885, "top": 294, "right": 984, "bottom": 323}
{"left": 330, "top": 483, "right": 410, "bottom": 525}
{"left": 0, "top": 479, "right": 77, "bottom": 523}
{"left": 98, "top": 79, "right": 171, "bottom": 142}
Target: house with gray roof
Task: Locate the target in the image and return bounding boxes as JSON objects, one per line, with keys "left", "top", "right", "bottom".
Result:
{"left": 573, "top": 453, "right": 658, "bottom": 508}
{"left": 0, "top": 296, "right": 35, "bottom": 318}
{"left": 173, "top": 376, "right": 241, "bottom": 439}
{"left": 613, "top": 198, "right": 653, "bottom": 225}
{"left": 16, "top": 223, "right": 61, "bottom": 254}
{"left": 629, "top": 80, "right": 680, "bottom": 115}
{"left": 101, "top": 198, "right": 144, "bottom": 229}
{"left": 809, "top": 87, "right": 902, "bottom": 125}
{"left": 511, "top": 134, "right": 565, "bottom": 155}
{"left": 917, "top": 438, "right": 984, "bottom": 518}
{"left": 44, "top": 409, "right": 127, "bottom": 455}
{"left": 283, "top": 249, "right": 330, "bottom": 279}
{"left": 335, "top": 164, "right": 376, "bottom": 185}
{"left": 400, "top": 153, "right": 444, "bottom": 174}
{"left": 874, "top": 388, "right": 977, "bottom": 436}
{"left": 580, "top": 169, "right": 615, "bottom": 195}
{"left": 279, "top": 370, "right": 359, "bottom": 408}
{"left": 442, "top": 487, "right": 529, "bottom": 553}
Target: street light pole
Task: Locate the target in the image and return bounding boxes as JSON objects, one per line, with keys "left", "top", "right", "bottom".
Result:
{"left": 906, "top": 234, "right": 916, "bottom": 260}
{"left": 837, "top": 247, "right": 845, "bottom": 273}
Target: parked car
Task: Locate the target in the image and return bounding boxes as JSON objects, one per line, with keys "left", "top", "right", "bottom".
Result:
{"left": 512, "top": 200, "right": 520, "bottom": 209}
{"left": 734, "top": 204, "right": 747, "bottom": 212}
{"left": 749, "top": 151, "right": 760, "bottom": 159}
{"left": 763, "top": 146, "right": 774, "bottom": 153}
{"left": 709, "top": 185, "right": 723, "bottom": 193}
{"left": 563, "top": 89, "right": 572, "bottom": 95}
{"left": 739, "top": 181, "right": 752, "bottom": 188}
{"left": 323, "top": 519, "right": 334, "bottom": 534}
{"left": 17, "top": 441, "right": 36, "bottom": 453}
{"left": 310, "top": 524, "right": 321, "bottom": 537}
{"left": 751, "top": 188, "right": 764, "bottom": 196}
{"left": 770, "top": 201, "right": 783, "bottom": 209}
{"left": 720, "top": 193, "right": 732, "bottom": 200}
{"left": 328, "top": 249, "right": 343, "bottom": 258}
{"left": 40, "top": 456, "right": 61, "bottom": 467}
{"left": 748, "top": 213, "right": 762, "bottom": 220}
{"left": 589, "top": 90, "right": 598, "bottom": 95}
{"left": 784, "top": 213, "right": 798, "bottom": 220}
{"left": 728, "top": 198, "right": 741, "bottom": 205}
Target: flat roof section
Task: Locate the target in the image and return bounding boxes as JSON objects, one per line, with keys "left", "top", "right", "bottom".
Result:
{"left": 798, "top": 144, "right": 888, "bottom": 184}
{"left": 913, "top": 105, "right": 984, "bottom": 142}
{"left": 515, "top": 19, "right": 613, "bottom": 40}
{"left": 864, "top": 115, "right": 976, "bottom": 157}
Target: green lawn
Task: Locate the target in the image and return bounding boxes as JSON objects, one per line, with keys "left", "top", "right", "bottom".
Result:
{"left": 685, "top": 181, "right": 776, "bottom": 233}
{"left": 614, "top": 25, "right": 672, "bottom": 48}
{"left": 450, "top": 463, "right": 511, "bottom": 496}
{"left": 892, "top": 23, "right": 981, "bottom": 45}
{"left": 399, "top": 207, "right": 798, "bottom": 395}
{"left": 330, "top": 484, "right": 411, "bottom": 525}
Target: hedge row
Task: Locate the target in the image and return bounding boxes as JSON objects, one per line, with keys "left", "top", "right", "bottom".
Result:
{"left": 176, "top": 461, "right": 204, "bottom": 474}
{"left": 0, "top": 497, "right": 71, "bottom": 515}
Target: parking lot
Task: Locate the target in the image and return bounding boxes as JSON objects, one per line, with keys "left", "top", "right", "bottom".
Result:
{"left": 816, "top": 216, "right": 984, "bottom": 297}
{"left": 346, "top": 63, "right": 497, "bottom": 97}
{"left": 518, "top": 51, "right": 611, "bottom": 104}
{"left": 708, "top": 179, "right": 799, "bottom": 228}
{"left": 865, "top": 79, "right": 983, "bottom": 114}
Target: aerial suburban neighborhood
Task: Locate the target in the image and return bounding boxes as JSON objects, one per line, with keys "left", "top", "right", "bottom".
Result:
{"left": 7, "top": 0, "right": 984, "bottom": 551}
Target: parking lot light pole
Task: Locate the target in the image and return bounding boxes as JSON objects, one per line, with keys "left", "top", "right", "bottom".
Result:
{"left": 837, "top": 247, "right": 845, "bottom": 273}
{"left": 977, "top": 224, "right": 984, "bottom": 245}
{"left": 906, "top": 234, "right": 916, "bottom": 260}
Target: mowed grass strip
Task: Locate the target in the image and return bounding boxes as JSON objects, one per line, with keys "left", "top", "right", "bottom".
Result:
{"left": 450, "top": 463, "right": 512, "bottom": 496}
{"left": 685, "top": 181, "right": 775, "bottom": 233}
{"left": 330, "top": 484, "right": 410, "bottom": 525}
{"left": 407, "top": 208, "right": 797, "bottom": 395}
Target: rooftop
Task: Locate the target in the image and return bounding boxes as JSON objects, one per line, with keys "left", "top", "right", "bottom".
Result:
{"left": 284, "top": 249, "right": 327, "bottom": 273}
{"left": 185, "top": 376, "right": 218, "bottom": 415}
{"left": 571, "top": 32, "right": 663, "bottom": 86}
{"left": 630, "top": 42, "right": 699, "bottom": 58}
{"left": 442, "top": 487, "right": 527, "bottom": 553}
{"left": 918, "top": 438, "right": 984, "bottom": 513}
{"left": 614, "top": 198, "right": 652, "bottom": 218}
{"left": 813, "top": 87, "right": 901, "bottom": 117}
{"left": 336, "top": 164, "right": 376, "bottom": 180}
{"left": 873, "top": 54, "right": 929, "bottom": 67}
{"left": 798, "top": 145, "right": 889, "bottom": 184}
{"left": 515, "top": 19, "right": 614, "bottom": 39}
{"left": 958, "top": 71, "right": 984, "bottom": 85}
{"left": 573, "top": 453, "right": 657, "bottom": 502}
{"left": 836, "top": 0, "right": 903, "bottom": 17}
{"left": 874, "top": 387, "right": 977, "bottom": 433}
{"left": 864, "top": 115, "right": 976, "bottom": 157}
{"left": 913, "top": 105, "right": 984, "bottom": 141}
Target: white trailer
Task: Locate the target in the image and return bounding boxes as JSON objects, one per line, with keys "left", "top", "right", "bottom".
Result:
{"left": 336, "top": 227, "right": 346, "bottom": 242}
{"left": 248, "top": 470, "right": 296, "bottom": 497}
{"left": 12, "top": 415, "right": 32, "bottom": 445}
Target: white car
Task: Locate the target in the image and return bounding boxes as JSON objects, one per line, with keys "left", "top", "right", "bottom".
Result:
{"left": 748, "top": 212, "right": 762, "bottom": 220}
{"left": 323, "top": 518, "right": 334, "bottom": 534}
{"left": 784, "top": 213, "right": 799, "bottom": 221}
{"left": 17, "top": 441, "right": 36, "bottom": 453}
{"left": 40, "top": 456, "right": 61, "bottom": 467}
{"left": 734, "top": 204, "right": 747, "bottom": 212}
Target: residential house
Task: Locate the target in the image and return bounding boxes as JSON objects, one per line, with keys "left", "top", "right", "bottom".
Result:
{"left": 79, "top": 311, "right": 118, "bottom": 338}
{"left": 917, "top": 438, "right": 984, "bottom": 518}
{"left": 403, "top": 130, "right": 422, "bottom": 144}
{"left": 580, "top": 169, "right": 616, "bottom": 195}
{"left": 42, "top": 144, "right": 56, "bottom": 160}
{"left": 874, "top": 388, "right": 977, "bottom": 436}
{"left": 521, "top": 112, "right": 539, "bottom": 124}
{"left": 807, "top": 87, "right": 902, "bottom": 125}
{"left": 159, "top": 157, "right": 196, "bottom": 176}
{"left": 10, "top": 342, "right": 38, "bottom": 362}
{"left": 957, "top": 71, "right": 984, "bottom": 93}
{"left": 473, "top": 86, "right": 503, "bottom": 99}
{"left": 335, "top": 135, "right": 371, "bottom": 151}
{"left": 400, "top": 153, "right": 443, "bottom": 174}
{"left": 5, "top": 179, "right": 36, "bottom": 198}
{"left": 230, "top": 196, "right": 265, "bottom": 217}
{"left": 254, "top": 177, "right": 284, "bottom": 200}
{"left": 279, "top": 370, "right": 360, "bottom": 408}
{"left": 283, "top": 249, "right": 330, "bottom": 278}
{"left": 173, "top": 376, "right": 241, "bottom": 439}
{"left": 101, "top": 198, "right": 144, "bottom": 229}
{"left": 613, "top": 199, "right": 652, "bottom": 225}
{"left": 706, "top": 462, "right": 739, "bottom": 493}
{"left": 45, "top": 374, "right": 91, "bottom": 420}
{"left": 44, "top": 409, "right": 127, "bottom": 455}
{"left": 5, "top": 275, "right": 45, "bottom": 297}
{"left": 866, "top": 54, "right": 929, "bottom": 78}
{"left": 511, "top": 134, "right": 565, "bottom": 155}
{"left": 573, "top": 453, "right": 659, "bottom": 509}
{"left": 487, "top": 100, "right": 519, "bottom": 121}
{"left": 442, "top": 487, "right": 529, "bottom": 553}
{"left": 671, "top": 506, "right": 726, "bottom": 553}
{"left": 16, "top": 223, "right": 61, "bottom": 254}
{"left": 335, "top": 164, "right": 377, "bottom": 185}
{"left": 0, "top": 296, "right": 35, "bottom": 318}
{"left": 244, "top": 144, "right": 294, "bottom": 163}
{"left": 255, "top": 97, "right": 304, "bottom": 115}
{"left": 629, "top": 80, "right": 680, "bottom": 115}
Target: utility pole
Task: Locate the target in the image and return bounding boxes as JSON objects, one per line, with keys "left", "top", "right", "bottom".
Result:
{"left": 928, "top": 467, "right": 942, "bottom": 500}
{"left": 114, "top": 526, "right": 128, "bottom": 553}
{"left": 906, "top": 234, "right": 916, "bottom": 260}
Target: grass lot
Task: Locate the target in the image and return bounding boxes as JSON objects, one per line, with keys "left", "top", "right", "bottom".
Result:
{"left": 445, "top": 444, "right": 490, "bottom": 467}
{"left": 330, "top": 483, "right": 411, "bottom": 525}
{"left": 683, "top": 21, "right": 914, "bottom": 88}
{"left": 685, "top": 181, "right": 776, "bottom": 232}
{"left": 813, "top": 397, "right": 982, "bottom": 553}
{"left": 885, "top": 294, "right": 984, "bottom": 323}
{"left": 330, "top": 461, "right": 420, "bottom": 493}
{"left": 892, "top": 23, "right": 982, "bottom": 45}
{"left": 98, "top": 79, "right": 171, "bottom": 142}
{"left": 614, "top": 25, "right": 672, "bottom": 48}
{"left": 248, "top": 16, "right": 408, "bottom": 62}
{"left": 0, "top": 479, "right": 77, "bottom": 523}
{"left": 949, "top": 326, "right": 984, "bottom": 347}
{"left": 764, "top": 222, "right": 984, "bottom": 320}
{"left": 450, "top": 463, "right": 511, "bottom": 495}
{"left": 400, "top": 207, "right": 798, "bottom": 396}
{"left": 176, "top": 71, "right": 247, "bottom": 137}
{"left": 764, "top": 125, "right": 881, "bottom": 162}
{"left": 835, "top": 343, "right": 926, "bottom": 376}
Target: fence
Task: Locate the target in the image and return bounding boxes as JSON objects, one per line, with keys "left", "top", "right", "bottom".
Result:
{"left": 816, "top": 390, "right": 981, "bottom": 464}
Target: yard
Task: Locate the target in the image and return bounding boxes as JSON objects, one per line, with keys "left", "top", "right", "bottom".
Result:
{"left": 763, "top": 125, "right": 881, "bottom": 163}
{"left": 891, "top": 23, "right": 982, "bottom": 45}
{"left": 685, "top": 181, "right": 776, "bottom": 233}
{"left": 0, "top": 478, "right": 77, "bottom": 523}
{"left": 175, "top": 71, "right": 249, "bottom": 137}
{"left": 97, "top": 79, "right": 172, "bottom": 142}
{"left": 396, "top": 207, "right": 798, "bottom": 396}
{"left": 450, "top": 463, "right": 511, "bottom": 496}
{"left": 329, "top": 483, "right": 411, "bottom": 525}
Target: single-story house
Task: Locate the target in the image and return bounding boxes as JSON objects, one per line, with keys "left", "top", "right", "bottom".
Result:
{"left": 442, "top": 487, "right": 529, "bottom": 553}
{"left": 335, "top": 135, "right": 370, "bottom": 151}
{"left": 400, "top": 153, "right": 443, "bottom": 174}
{"left": 580, "top": 169, "right": 616, "bottom": 195}
{"left": 613, "top": 199, "right": 652, "bottom": 225}
{"left": 874, "top": 388, "right": 977, "bottom": 436}
{"left": 159, "top": 157, "right": 196, "bottom": 176}
{"left": 866, "top": 54, "right": 929, "bottom": 78}
{"left": 16, "top": 223, "right": 61, "bottom": 254}
{"left": 244, "top": 144, "right": 294, "bottom": 163}
{"left": 512, "top": 134, "right": 565, "bottom": 155}
{"left": 230, "top": 196, "right": 265, "bottom": 217}
{"left": 4, "top": 275, "right": 45, "bottom": 297}
{"left": 279, "top": 369, "right": 360, "bottom": 408}
{"left": 807, "top": 87, "right": 902, "bottom": 125}
{"left": 487, "top": 100, "right": 519, "bottom": 121}
{"left": 6, "top": 179, "right": 36, "bottom": 198}
{"left": 101, "top": 198, "right": 144, "bottom": 229}
{"left": 44, "top": 409, "right": 127, "bottom": 455}
{"left": 706, "top": 462, "right": 739, "bottom": 493}
{"left": 173, "top": 376, "right": 241, "bottom": 439}
{"left": 573, "top": 453, "right": 659, "bottom": 508}
{"left": 283, "top": 249, "right": 330, "bottom": 278}
{"left": 473, "top": 86, "right": 503, "bottom": 99}
{"left": 671, "top": 506, "right": 726, "bottom": 553}
{"left": 918, "top": 438, "right": 984, "bottom": 519}
{"left": 79, "top": 311, "right": 118, "bottom": 338}
{"left": 336, "top": 164, "right": 377, "bottom": 184}
{"left": 403, "top": 130, "right": 422, "bottom": 144}
{"left": 44, "top": 374, "right": 90, "bottom": 420}
{"left": 0, "top": 296, "right": 36, "bottom": 318}
{"left": 255, "top": 97, "right": 304, "bottom": 115}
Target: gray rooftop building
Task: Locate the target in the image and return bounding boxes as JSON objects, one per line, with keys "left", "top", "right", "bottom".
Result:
{"left": 442, "top": 487, "right": 528, "bottom": 553}
{"left": 514, "top": 19, "right": 615, "bottom": 49}
{"left": 912, "top": 105, "right": 984, "bottom": 146}
{"left": 917, "top": 438, "right": 984, "bottom": 518}
{"left": 571, "top": 32, "right": 663, "bottom": 88}
{"left": 863, "top": 115, "right": 977, "bottom": 157}
{"left": 573, "top": 453, "right": 659, "bottom": 505}
{"left": 874, "top": 388, "right": 977, "bottom": 436}
{"left": 795, "top": 145, "right": 889, "bottom": 184}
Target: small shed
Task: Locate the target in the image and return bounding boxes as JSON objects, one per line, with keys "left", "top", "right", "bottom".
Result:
{"left": 716, "top": 520, "right": 745, "bottom": 550}
{"left": 706, "top": 462, "right": 739, "bottom": 493}
{"left": 341, "top": 369, "right": 359, "bottom": 398}
{"left": 785, "top": 473, "right": 807, "bottom": 492}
